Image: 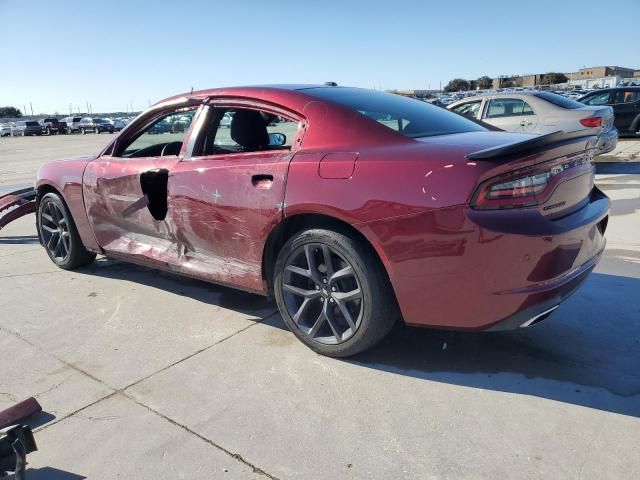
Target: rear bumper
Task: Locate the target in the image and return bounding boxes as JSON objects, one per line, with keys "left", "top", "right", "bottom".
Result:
{"left": 485, "top": 249, "right": 600, "bottom": 330}
{"left": 370, "top": 188, "right": 609, "bottom": 331}
{"left": 595, "top": 128, "right": 618, "bottom": 155}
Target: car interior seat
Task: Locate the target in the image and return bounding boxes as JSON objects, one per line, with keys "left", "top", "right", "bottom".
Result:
{"left": 230, "top": 110, "right": 269, "bottom": 151}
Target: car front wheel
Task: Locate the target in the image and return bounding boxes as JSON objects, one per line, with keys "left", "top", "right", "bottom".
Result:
{"left": 274, "top": 228, "right": 397, "bottom": 357}
{"left": 37, "top": 192, "right": 96, "bottom": 269}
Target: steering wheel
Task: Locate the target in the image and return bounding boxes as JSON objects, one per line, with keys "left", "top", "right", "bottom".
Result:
{"left": 160, "top": 141, "right": 183, "bottom": 156}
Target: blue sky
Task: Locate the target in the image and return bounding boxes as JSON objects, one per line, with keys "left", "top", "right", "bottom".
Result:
{"left": 1, "top": 0, "right": 638, "bottom": 114}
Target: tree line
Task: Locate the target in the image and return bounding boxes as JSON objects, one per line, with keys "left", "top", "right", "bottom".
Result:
{"left": 0, "top": 107, "right": 22, "bottom": 117}
{"left": 443, "top": 73, "right": 569, "bottom": 92}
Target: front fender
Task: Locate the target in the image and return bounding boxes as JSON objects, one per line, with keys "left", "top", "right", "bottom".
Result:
{"left": 36, "top": 158, "right": 101, "bottom": 252}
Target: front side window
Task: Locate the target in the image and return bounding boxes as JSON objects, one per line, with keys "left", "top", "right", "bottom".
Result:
{"left": 581, "top": 91, "right": 611, "bottom": 106}
{"left": 452, "top": 100, "right": 482, "bottom": 119}
{"left": 196, "top": 107, "right": 299, "bottom": 156}
{"left": 115, "top": 108, "right": 197, "bottom": 158}
{"left": 485, "top": 98, "right": 534, "bottom": 118}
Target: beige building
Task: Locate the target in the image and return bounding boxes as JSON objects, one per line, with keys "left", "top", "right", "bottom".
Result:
{"left": 569, "top": 66, "right": 637, "bottom": 81}
{"left": 521, "top": 74, "right": 542, "bottom": 87}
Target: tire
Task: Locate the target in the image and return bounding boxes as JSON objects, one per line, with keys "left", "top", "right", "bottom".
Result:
{"left": 46, "top": 127, "right": 51, "bottom": 135}
{"left": 37, "top": 192, "right": 96, "bottom": 270}
{"left": 95, "top": 128, "right": 100, "bottom": 134}
{"left": 274, "top": 228, "right": 397, "bottom": 357}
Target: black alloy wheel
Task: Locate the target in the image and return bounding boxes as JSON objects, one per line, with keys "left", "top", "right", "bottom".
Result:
{"left": 274, "top": 228, "right": 397, "bottom": 357}
{"left": 37, "top": 193, "right": 96, "bottom": 269}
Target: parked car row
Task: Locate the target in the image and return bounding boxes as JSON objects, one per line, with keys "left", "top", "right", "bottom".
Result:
{"left": 445, "top": 87, "right": 640, "bottom": 154}
{"left": 0, "top": 116, "right": 132, "bottom": 137}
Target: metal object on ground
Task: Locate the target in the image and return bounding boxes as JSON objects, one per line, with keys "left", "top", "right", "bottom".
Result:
{"left": 0, "top": 188, "right": 37, "bottom": 230}
{"left": 0, "top": 424, "right": 38, "bottom": 479}
{"left": 0, "top": 398, "right": 42, "bottom": 430}
{"left": 0, "top": 399, "right": 41, "bottom": 478}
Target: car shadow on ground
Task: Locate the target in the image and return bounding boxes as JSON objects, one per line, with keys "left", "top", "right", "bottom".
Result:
{"left": 345, "top": 271, "right": 640, "bottom": 418}
{"left": 18, "top": 467, "right": 85, "bottom": 479}
{"left": 76, "top": 258, "right": 639, "bottom": 418}
{"left": 0, "top": 235, "right": 39, "bottom": 245}
{"left": 77, "top": 257, "right": 278, "bottom": 320}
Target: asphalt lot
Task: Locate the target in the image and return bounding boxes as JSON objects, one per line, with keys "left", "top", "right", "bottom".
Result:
{"left": 1, "top": 135, "right": 639, "bottom": 479}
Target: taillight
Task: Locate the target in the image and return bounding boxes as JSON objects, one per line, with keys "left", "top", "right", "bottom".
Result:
{"left": 471, "top": 156, "right": 592, "bottom": 210}
{"left": 580, "top": 117, "right": 602, "bottom": 128}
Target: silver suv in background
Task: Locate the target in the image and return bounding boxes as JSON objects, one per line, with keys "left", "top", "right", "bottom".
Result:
{"left": 448, "top": 91, "right": 618, "bottom": 155}
{"left": 63, "top": 116, "right": 84, "bottom": 134}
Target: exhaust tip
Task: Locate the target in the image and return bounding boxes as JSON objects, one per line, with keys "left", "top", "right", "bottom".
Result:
{"left": 519, "top": 305, "right": 560, "bottom": 328}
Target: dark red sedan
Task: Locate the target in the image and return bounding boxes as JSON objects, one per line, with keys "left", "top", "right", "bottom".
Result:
{"left": 34, "top": 85, "right": 609, "bottom": 356}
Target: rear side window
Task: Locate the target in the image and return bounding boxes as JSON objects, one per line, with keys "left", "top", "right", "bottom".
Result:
{"left": 303, "top": 87, "right": 486, "bottom": 138}
{"left": 580, "top": 91, "right": 612, "bottom": 106}
{"left": 485, "top": 98, "right": 534, "bottom": 118}
{"left": 451, "top": 100, "right": 482, "bottom": 119}
{"left": 613, "top": 90, "right": 640, "bottom": 104}
{"left": 534, "top": 92, "right": 584, "bottom": 109}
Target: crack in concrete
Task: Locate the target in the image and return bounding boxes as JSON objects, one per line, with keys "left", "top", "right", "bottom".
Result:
{"left": 0, "top": 270, "right": 64, "bottom": 279}
{"left": 0, "top": 248, "right": 41, "bottom": 258}
{"left": 1, "top": 310, "right": 281, "bottom": 479}
{"left": 121, "top": 310, "right": 280, "bottom": 392}
{"left": 123, "top": 391, "right": 281, "bottom": 480}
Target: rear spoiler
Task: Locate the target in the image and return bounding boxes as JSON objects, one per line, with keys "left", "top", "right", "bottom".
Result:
{"left": 0, "top": 188, "right": 37, "bottom": 230}
{"left": 466, "top": 130, "right": 597, "bottom": 161}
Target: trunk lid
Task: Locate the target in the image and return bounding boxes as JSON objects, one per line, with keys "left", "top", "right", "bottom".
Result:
{"left": 438, "top": 130, "right": 599, "bottom": 218}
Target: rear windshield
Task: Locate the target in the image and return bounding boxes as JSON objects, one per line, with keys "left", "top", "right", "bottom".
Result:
{"left": 26, "top": 121, "right": 40, "bottom": 126}
{"left": 94, "top": 118, "right": 106, "bottom": 123}
{"left": 304, "top": 87, "right": 487, "bottom": 138}
{"left": 534, "top": 92, "right": 584, "bottom": 109}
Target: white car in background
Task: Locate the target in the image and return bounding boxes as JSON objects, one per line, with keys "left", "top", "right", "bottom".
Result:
{"left": 0, "top": 124, "right": 13, "bottom": 137}
{"left": 448, "top": 91, "right": 618, "bottom": 154}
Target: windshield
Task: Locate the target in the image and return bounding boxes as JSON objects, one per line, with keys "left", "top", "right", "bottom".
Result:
{"left": 94, "top": 118, "right": 107, "bottom": 123}
{"left": 304, "top": 87, "right": 487, "bottom": 138}
{"left": 534, "top": 92, "right": 584, "bottom": 109}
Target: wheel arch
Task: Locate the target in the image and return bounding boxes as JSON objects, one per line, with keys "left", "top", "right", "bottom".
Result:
{"left": 261, "top": 212, "right": 394, "bottom": 297}
{"left": 35, "top": 178, "right": 101, "bottom": 253}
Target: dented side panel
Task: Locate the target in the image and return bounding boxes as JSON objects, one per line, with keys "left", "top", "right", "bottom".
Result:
{"left": 82, "top": 157, "right": 181, "bottom": 263}
{"left": 167, "top": 151, "right": 292, "bottom": 293}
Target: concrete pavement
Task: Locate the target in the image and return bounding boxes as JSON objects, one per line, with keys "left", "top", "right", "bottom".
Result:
{"left": 1, "top": 135, "right": 639, "bottom": 479}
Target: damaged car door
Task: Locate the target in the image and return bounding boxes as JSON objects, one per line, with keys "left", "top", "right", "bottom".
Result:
{"left": 82, "top": 106, "right": 200, "bottom": 265}
{"left": 165, "top": 103, "right": 304, "bottom": 292}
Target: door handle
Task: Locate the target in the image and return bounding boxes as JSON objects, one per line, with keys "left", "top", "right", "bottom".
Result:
{"left": 252, "top": 174, "right": 273, "bottom": 189}
{"left": 520, "top": 120, "right": 531, "bottom": 127}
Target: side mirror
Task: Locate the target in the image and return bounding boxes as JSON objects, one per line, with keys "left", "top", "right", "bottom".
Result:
{"left": 268, "top": 132, "right": 286, "bottom": 146}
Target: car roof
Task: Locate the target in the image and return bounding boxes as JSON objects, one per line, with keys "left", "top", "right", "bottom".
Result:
{"left": 156, "top": 84, "right": 346, "bottom": 107}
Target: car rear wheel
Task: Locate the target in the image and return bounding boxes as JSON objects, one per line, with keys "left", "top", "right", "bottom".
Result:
{"left": 274, "top": 228, "right": 397, "bottom": 357}
{"left": 37, "top": 192, "right": 96, "bottom": 270}
{"left": 95, "top": 128, "right": 100, "bottom": 134}
{"left": 81, "top": 128, "right": 86, "bottom": 135}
